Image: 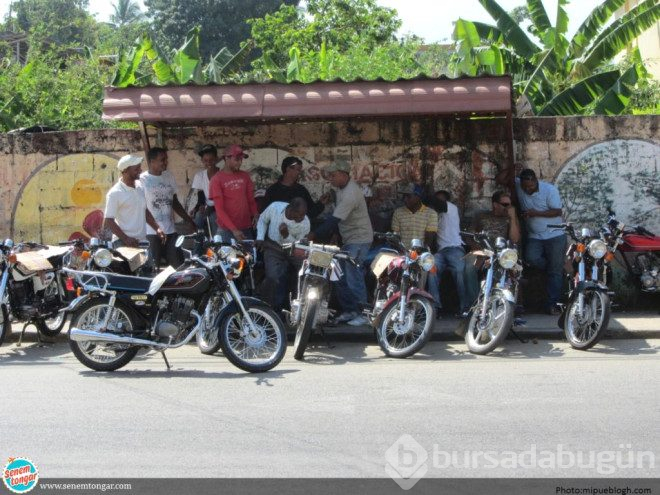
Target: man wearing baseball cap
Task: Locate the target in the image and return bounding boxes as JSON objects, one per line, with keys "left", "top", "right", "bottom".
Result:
{"left": 309, "top": 157, "right": 373, "bottom": 326}
{"left": 208, "top": 144, "right": 259, "bottom": 242}
{"left": 103, "top": 154, "right": 165, "bottom": 248}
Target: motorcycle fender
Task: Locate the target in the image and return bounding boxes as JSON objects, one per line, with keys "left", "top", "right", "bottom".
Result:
{"left": 570, "top": 281, "right": 608, "bottom": 300}
{"left": 61, "top": 294, "right": 93, "bottom": 314}
{"left": 375, "top": 288, "right": 434, "bottom": 326}
{"left": 213, "top": 296, "right": 266, "bottom": 328}
{"left": 501, "top": 289, "right": 516, "bottom": 304}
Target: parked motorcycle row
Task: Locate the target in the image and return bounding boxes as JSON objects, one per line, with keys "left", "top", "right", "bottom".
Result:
{"left": 1, "top": 209, "right": 658, "bottom": 371}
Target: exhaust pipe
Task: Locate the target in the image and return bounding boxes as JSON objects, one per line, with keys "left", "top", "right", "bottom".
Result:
{"left": 69, "top": 311, "right": 201, "bottom": 350}
{"left": 69, "top": 328, "right": 169, "bottom": 349}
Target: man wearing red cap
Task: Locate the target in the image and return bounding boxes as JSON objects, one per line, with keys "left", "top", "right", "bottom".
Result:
{"left": 209, "top": 144, "right": 259, "bottom": 241}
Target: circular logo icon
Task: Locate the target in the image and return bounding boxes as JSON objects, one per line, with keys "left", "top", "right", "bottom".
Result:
{"left": 3, "top": 458, "right": 39, "bottom": 493}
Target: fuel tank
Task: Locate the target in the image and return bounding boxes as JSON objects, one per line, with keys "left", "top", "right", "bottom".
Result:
{"left": 621, "top": 234, "right": 660, "bottom": 253}
{"left": 159, "top": 268, "right": 210, "bottom": 295}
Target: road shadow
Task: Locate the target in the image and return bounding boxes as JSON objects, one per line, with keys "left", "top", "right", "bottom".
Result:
{"left": 586, "top": 339, "right": 659, "bottom": 356}
{"left": 76, "top": 367, "right": 300, "bottom": 383}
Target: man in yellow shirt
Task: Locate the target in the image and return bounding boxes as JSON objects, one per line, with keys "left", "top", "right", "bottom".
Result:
{"left": 391, "top": 184, "right": 438, "bottom": 248}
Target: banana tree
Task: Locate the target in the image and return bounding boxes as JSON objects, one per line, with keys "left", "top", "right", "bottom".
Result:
{"left": 452, "top": 0, "right": 660, "bottom": 115}
{"left": 112, "top": 27, "right": 253, "bottom": 87}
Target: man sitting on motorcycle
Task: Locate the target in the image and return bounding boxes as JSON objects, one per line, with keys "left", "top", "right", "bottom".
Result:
{"left": 256, "top": 198, "right": 310, "bottom": 313}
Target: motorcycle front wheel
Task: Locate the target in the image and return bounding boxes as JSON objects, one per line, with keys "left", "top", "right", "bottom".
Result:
{"left": 377, "top": 295, "right": 434, "bottom": 358}
{"left": 465, "top": 289, "right": 514, "bottom": 355}
{"left": 0, "top": 304, "right": 8, "bottom": 346}
{"left": 564, "top": 290, "right": 610, "bottom": 350}
{"left": 293, "top": 297, "right": 318, "bottom": 361}
{"left": 218, "top": 302, "right": 286, "bottom": 372}
{"left": 69, "top": 298, "right": 139, "bottom": 372}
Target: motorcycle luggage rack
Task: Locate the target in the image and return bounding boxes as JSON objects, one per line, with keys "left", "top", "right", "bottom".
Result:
{"left": 62, "top": 268, "right": 110, "bottom": 292}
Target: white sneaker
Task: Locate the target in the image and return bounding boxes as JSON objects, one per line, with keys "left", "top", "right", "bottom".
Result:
{"left": 334, "top": 311, "right": 358, "bottom": 324}
{"left": 347, "top": 315, "right": 369, "bottom": 327}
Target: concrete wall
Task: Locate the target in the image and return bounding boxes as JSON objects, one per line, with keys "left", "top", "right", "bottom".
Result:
{"left": 0, "top": 116, "right": 658, "bottom": 243}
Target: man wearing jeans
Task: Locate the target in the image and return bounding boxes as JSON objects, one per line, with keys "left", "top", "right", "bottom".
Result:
{"left": 427, "top": 190, "right": 468, "bottom": 316}
{"left": 515, "top": 168, "right": 565, "bottom": 314}
{"left": 309, "top": 158, "right": 373, "bottom": 326}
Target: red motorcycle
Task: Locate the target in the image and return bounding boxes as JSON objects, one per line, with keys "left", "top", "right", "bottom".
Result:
{"left": 604, "top": 210, "right": 660, "bottom": 294}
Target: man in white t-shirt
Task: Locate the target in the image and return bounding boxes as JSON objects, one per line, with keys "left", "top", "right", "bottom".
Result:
{"left": 256, "top": 198, "right": 310, "bottom": 311}
{"left": 103, "top": 154, "right": 164, "bottom": 248}
{"left": 190, "top": 144, "right": 219, "bottom": 236}
{"left": 427, "top": 190, "right": 468, "bottom": 316}
{"left": 141, "top": 147, "right": 196, "bottom": 268}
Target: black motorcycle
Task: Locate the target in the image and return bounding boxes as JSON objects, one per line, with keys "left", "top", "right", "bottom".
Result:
{"left": 0, "top": 239, "right": 78, "bottom": 345}
{"left": 65, "top": 236, "right": 286, "bottom": 372}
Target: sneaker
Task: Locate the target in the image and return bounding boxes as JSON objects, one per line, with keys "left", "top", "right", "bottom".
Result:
{"left": 546, "top": 305, "right": 561, "bottom": 316}
{"left": 347, "top": 315, "right": 370, "bottom": 327}
{"left": 334, "top": 311, "right": 358, "bottom": 324}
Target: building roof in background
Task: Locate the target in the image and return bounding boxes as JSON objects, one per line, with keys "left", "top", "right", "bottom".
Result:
{"left": 102, "top": 75, "right": 513, "bottom": 126}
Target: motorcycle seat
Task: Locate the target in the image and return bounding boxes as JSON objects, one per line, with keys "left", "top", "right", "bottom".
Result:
{"left": 82, "top": 271, "right": 153, "bottom": 293}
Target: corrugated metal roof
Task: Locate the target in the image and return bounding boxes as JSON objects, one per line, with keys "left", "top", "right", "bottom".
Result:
{"left": 103, "top": 75, "right": 512, "bottom": 125}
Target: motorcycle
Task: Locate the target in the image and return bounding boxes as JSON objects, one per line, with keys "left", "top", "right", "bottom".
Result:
{"left": 287, "top": 241, "right": 354, "bottom": 360}
{"left": 0, "top": 239, "right": 78, "bottom": 345}
{"left": 602, "top": 210, "right": 660, "bottom": 294}
{"left": 80, "top": 237, "right": 152, "bottom": 275}
{"left": 457, "top": 232, "right": 521, "bottom": 355}
{"left": 367, "top": 233, "right": 436, "bottom": 357}
{"left": 64, "top": 235, "right": 286, "bottom": 373}
{"left": 550, "top": 223, "right": 613, "bottom": 350}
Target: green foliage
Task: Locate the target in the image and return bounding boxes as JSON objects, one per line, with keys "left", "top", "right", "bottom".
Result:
{"left": 143, "top": 0, "right": 299, "bottom": 60}
{"left": 110, "top": 0, "right": 144, "bottom": 27}
{"left": 452, "top": 0, "right": 660, "bottom": 116}
{"left": 248, "top": 0, "right": 401, "bottom": 72}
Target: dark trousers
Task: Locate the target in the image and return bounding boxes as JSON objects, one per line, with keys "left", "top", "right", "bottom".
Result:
{"left": 525, "top": 234, "right": 566, "bottom": 308}
{"left": 147, "top": 233, "right": 183, "bottom": 269}
{"left": 260, "top": 240, "right": 298, "bottom": 311}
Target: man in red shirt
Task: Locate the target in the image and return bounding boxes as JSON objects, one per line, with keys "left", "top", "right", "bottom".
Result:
{"left": 209, "top": 144, "right": 259, "bottom": 241}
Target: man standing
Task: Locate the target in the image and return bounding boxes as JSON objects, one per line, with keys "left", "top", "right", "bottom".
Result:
{"left": 515, "top": 168, "right": 565, "bottom": 314}
{"left": 190, "top": 144, "right": 219, "bottom": 236}
{"left": 310, "top": 158, "right": 373, "bottom": 326}
{"left": 140, "top": 147, "right": 196, "bottom": 268}
{"left": 209, "top": 144, "right": 259, "bottom": 242}
{"left": 262, "top": 156, "right": 325, "bottom": 219}
{"left": 103, "top": 154, "right": 164, "bottom": 248}
{"left": 391, "top": 184, "right": 438, "bottom": 248}
{"left": 256, "top": 198, "right": 310, "bottom": 312}
{"left": 428, "top": 190, "right": 468, "bottom": 316}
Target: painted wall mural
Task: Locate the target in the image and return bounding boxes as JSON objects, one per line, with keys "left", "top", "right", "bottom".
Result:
{"left": 8, "top": 144, "right": 513, "bottom": 243}
{"left": 555, "top": 139, "right": 660, "bottom": 233}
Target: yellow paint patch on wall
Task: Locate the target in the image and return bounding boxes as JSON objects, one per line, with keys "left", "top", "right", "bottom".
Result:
{"left": 71, "top": 179, "right": 103, "bottom": 206}
{"left": 13, "top": 153, "right": 118, "bottom": 243}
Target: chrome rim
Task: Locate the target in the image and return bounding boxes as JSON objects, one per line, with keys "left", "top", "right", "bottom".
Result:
{"left": 379, "top": 298, "right": 432, "bottom": 352}
{"left": 566, "top": 292, "right": 607, "bottom": 344}
{"left": 44, "top": 311, "right": 65, "bottom": 331}
{"left": 74, "top": 304, "right": 134, "bottom": 364}
{"left": 224, "top": 308, "right": 282, "bottom": 365}
{"left": 468, "top": 293, "right": 508, "bottom": 345}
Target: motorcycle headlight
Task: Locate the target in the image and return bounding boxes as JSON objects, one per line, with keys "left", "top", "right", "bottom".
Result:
{"left": 93, "top": 248, "right": 113, "bottom": 268}
{"left": 219, "top": 246, "right": 237, "bottom": 260}
{"left": 419, "top": 252, "right": 435, "bottom": 272}
{"left": 587, "top": 239, "right": 607, "bottom": 259}
{"left": 498, "top": 248, "right": 518, "bottom": 269}
{"left": 229, "top": 257, "right": 245, "bottom": 274}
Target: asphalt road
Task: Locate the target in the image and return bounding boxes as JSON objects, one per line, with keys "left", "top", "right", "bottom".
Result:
{"left": 1, "top": 322, "right": 658, "bottom": 480}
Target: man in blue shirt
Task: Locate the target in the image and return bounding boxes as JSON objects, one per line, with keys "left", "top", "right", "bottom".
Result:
{"left": 515, "top": 168, "right": 566, "bottom": 314}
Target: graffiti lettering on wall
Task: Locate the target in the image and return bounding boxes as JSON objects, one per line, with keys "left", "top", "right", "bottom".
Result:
{"left": 556, "top": 139, "right": 660, "bottom": 233}
{"left": 11, "top": 145, "right": 501, "bottom": 243}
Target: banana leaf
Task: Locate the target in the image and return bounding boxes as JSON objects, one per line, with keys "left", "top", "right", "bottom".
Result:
{"left": 478, "top": 0, "right": 540, "bottom": 59}
{"left": 171, "top": 27, "right": 202, "bottom": 84}
{"left": 287, "top": 46, "right": 301, "bottom": 82}
{"left": 526, "top": 0, "right": 551, "bottom": 34}
{"left": 472, "top": 21, "right": 503, "bottom": 43}
{"left": 568, "top": 0, "right": 627, "bottom": 58}
{"left": 538, "top": 70, "right": 620, "bottom": 115}
{"left": 581, "top": 0, "right": 660, "bottom": 71}
{"left": 593, "top": 63, "right": 644, "bottom": 115}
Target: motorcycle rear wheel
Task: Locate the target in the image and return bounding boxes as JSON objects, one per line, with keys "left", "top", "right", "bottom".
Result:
{"left": 35, "top": 312, "right": 67, "bottom": 337}
{"left": 465, "top": 289, "right": 514, "bottom": 355}
{"left": 293, "top": 298, "right": 318, "bottom": 361}
{"left": 0, "top": 304, "right": 8, "bottom": 346}
{"left": 69, "top": 298, "right": 139, "bottom": 372}
{"left": 564, "top": 290, "right": 610, "bottom": 350}
{"left": 219, "top": 302, "right": 286, "bottom": 372}
{"left": 377, "top": 295, "right": 434, "bottom": 358}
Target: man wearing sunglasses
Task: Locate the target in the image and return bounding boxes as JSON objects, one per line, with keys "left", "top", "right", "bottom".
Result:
{"left": 473, "top": 191, "right": 521, "bottom": 243}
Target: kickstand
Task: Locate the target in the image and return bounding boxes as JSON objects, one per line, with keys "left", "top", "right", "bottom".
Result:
{"left": 509, "top": 326, "right": 528, "bottom": 344}
{"left": 319, "top": 328, "right": 334, "bottom": 349}
{"left": 160, "top": 351, "right": 171, "bottom": 370}
{"left": 17, "top": 322, "right": 39, "bottom": 347}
